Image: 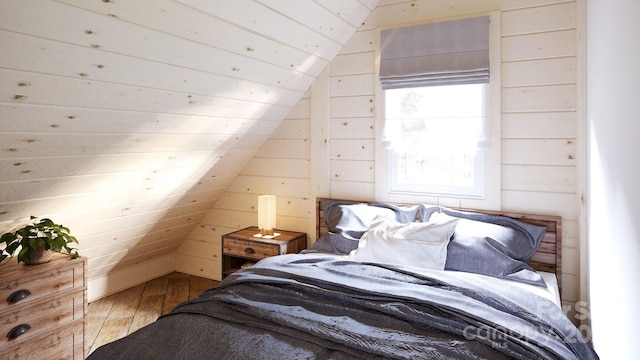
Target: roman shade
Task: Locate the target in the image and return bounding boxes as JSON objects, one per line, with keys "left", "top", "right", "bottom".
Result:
{"left": 379, "top": 16, "right": 490, "bottom": 89}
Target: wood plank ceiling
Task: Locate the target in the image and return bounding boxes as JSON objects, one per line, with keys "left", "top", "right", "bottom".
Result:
{"left": 0, "top": 1, "right": 378, "bottom": 277}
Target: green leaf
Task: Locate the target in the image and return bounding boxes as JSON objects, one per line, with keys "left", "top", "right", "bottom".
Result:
{"left": 29, "top": 237, "right": 42, "bottom": 249}
{"left": 1, "top": 232, "right": 16, "bottom": 243}
{"left": 17, "top": 248, "right": 28, "bottom": 263}
{"left": 40, "top": 218, "right": 55, "bottom": 227}
{"left": 6, "top": 241, "right": 20, "bottom": 254}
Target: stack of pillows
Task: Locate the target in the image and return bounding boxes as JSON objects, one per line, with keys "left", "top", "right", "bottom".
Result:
{"left": 305, "top": 199, "right": 548, "bottom": 286}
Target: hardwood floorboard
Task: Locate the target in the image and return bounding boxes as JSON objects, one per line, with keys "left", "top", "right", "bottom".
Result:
{"left": 142, "top": 274, "right": 170, "bottom": 296}
{"left": 85, "top": 293, "right": 117, "bottom": 350}
{"left": 92, "top": 318, "right": 132, "bottom": 352}
{"left": 162, "top": 272, "right": 190, "bottom": 315}
{"left": 129, "top": 294, "right": 164, "bottom": 333}
{"left": 87, "top": 272, "right": 219, "bottom": 355}
{"left": 190, "top": 276, "right": 217, "bottom": 299}
{"left": 110, "top": 284, "right": 145, "bottom": 319}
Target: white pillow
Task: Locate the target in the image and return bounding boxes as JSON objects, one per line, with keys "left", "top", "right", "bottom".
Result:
{"left": 349, "top": 214, "right": 458, "bottom": 270}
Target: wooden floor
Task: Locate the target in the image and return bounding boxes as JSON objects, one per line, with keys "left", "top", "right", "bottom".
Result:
{"left": 86, "top": 272, "right": 219, "bottom": 355}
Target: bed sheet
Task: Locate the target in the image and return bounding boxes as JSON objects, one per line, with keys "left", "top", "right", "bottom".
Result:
{"left": 89, "top": 254, "right": 597, "bottom": 360}
{"left": 310, "top": 252, "right": 562, "bottom": 307}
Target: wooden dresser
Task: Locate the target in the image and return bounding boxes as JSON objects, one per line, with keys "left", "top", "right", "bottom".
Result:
{"left": 0, "top": 253, "right": 86, "bottom": 359}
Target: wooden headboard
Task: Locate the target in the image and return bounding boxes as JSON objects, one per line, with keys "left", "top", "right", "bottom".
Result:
{"left": 316, "top": 198, "right": 562, "bottom": 294}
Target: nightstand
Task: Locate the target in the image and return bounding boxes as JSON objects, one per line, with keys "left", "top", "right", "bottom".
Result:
{"left": 222, "top": 227, "right": 307, "bottom": 279}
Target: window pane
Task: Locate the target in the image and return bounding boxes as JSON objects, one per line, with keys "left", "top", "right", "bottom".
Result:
{"left": 396, "top": 152, "right": 474, "bottom": 187}
{"left": 385, "top": 84, "right": 486, "bottom": 197}
{"left": 384, "top": 84, "right": 486, "bottom": 152}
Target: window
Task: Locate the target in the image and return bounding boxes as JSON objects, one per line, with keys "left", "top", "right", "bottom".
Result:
{"left": 384, "top": 83, "right": 487, "bottom": 197}
{"left": 375, "top": 14, "right": 500, "bottom": 207}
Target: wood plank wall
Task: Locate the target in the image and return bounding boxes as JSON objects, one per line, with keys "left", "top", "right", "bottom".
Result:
{"left": 0, "top": 0, "right": 378, "bottom": 302}
{"left": 175, "top": 91, "right": 314, "bottom": 280}
{"left": 180, "top": 0, "right": 584, "bottom": 320}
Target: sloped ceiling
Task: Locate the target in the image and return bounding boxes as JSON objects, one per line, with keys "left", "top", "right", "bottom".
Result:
{"left": 0, "top": 1, "right": 378, "bottom": 271}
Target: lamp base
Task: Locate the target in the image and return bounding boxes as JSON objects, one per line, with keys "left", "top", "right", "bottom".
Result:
{"left": 253, "top": 228, "right": 281, "bottom": 239}
{"left": 260, "top": 228, "right": 275, "bottom": 236}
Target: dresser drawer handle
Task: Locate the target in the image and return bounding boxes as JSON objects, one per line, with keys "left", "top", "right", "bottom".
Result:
{"left": 7, "top": 289, "right": 31, "bottom": 303}
{"left": 244, "top": 247, "right": 255, "bottom": 255}
{"left": 7, "top": 324, "right": 31, "bottom": 339}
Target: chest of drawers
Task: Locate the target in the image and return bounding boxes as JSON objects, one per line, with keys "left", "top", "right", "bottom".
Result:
{"left": 0, "top": 253, "right": 86, "bottom": 359}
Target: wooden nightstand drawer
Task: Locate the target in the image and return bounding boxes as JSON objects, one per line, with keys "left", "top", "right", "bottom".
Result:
{"left": 223, "top": 238, "right": 279, "bottom": 260}
{"left": 222, "top": 227, "right": 307, "bottom": 279}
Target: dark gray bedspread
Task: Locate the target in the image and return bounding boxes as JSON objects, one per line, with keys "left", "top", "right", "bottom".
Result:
{"left": 88, "top": 254, "right": 598, "bottom": 360}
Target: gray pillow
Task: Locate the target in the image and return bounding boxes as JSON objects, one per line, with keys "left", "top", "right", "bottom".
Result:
{"left": 322, "top": 199, "right": 421, "bottom": 240}
{"left": 420, "top": 206, "right": 548, "bottom": 286}
{"left": 420, "top": 206, "right": 546, "bottom": 261}
{"left": 310, "top": 200, "right": 421, "bottom": 255}
{"left": 304, "top": 232, "right": 359, "bottom": 255}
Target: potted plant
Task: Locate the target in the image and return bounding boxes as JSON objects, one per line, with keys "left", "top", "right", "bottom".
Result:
{"left": 0, "top": 216, "right": 79, "bottom": 265}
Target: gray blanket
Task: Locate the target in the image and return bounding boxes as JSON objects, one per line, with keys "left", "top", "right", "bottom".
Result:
{"left": 89, "top": 254, "right": 598, "bottom": 360}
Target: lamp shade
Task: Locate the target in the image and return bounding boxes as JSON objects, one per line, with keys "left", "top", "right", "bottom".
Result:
{"left": 258, "top": 195, "right": 276, "bottom": 235}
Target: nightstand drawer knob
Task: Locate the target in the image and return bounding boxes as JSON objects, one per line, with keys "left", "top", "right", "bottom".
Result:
{"left": 7, "top": 324, "right": 31, "bottom": 339}
{"left": 7, "top": 289, "right": 31, "bottom": 303}
{"left": 244, "top": 247, "right": 255, "bottom": 255}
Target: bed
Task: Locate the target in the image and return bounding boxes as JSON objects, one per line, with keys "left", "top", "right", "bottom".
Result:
{"left": 87, "top": 198, "right": 598, "bottom": 359}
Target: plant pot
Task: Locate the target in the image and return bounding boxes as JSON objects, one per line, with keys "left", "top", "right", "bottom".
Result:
{"left": 24, "top": 247, "right": 53, "bottom": 265}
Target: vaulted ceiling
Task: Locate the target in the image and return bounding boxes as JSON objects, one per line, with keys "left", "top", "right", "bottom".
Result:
{"left": 0, "top": 1, "right": 378, "bottom": 265}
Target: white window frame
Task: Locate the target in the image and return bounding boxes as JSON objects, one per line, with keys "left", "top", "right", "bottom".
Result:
{"left": 374, "top": 12, "right": 501, "bottom": 210}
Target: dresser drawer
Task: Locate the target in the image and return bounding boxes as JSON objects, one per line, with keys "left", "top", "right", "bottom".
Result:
{"left": 0, "top": 254, "right": 86, "bottom": 358}
{"left": 223, "top": 238, "right": 280, "bottom": 259}
{"left": 0, "top": 288, "right": 84, "bottom": 348}
{"left": 0, "top": 319, "right": 84, "bottom": 360}
{"left": 1, "top": 261, "right": 83, "bottom": 311}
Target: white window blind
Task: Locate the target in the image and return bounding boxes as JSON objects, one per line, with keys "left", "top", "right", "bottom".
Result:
{"left": 379, "top": 16, "right": 490, "bottom": 89}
